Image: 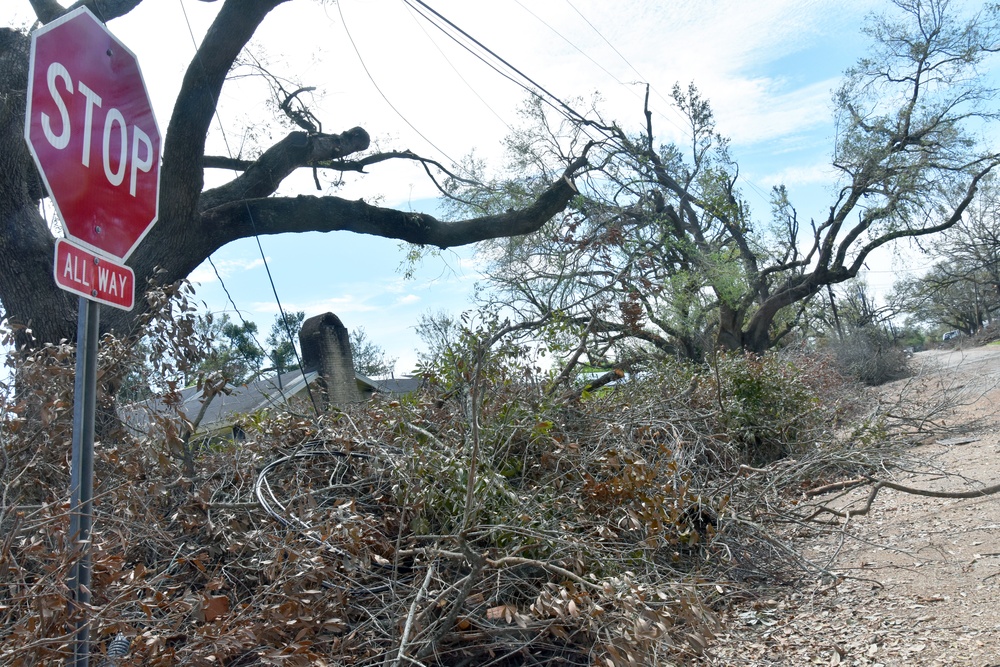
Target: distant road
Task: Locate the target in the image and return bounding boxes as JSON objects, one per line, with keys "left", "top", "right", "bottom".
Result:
{"left": 916, "top": 345, "right": 1000, "bottom": 371}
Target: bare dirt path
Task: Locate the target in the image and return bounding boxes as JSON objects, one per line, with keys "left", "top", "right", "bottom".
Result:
{"left": 707, "top": 346, "right": 1000, "bottom": 666}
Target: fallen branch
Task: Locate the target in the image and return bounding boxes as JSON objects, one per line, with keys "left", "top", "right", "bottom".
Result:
{"left": 804, "top": 478, "right": 867, "bottom": 497}
{"left": 393, "top": 561, "right": 435, "bottom": 667}
{"left": 804, "top": 483, "right": 885, "bottom": 520}
{"left": 398, "top": 547, "right": 603, "bottom": 592}
{"left": 415, "top": 546, "right": 484, "bottom": 662}
{"left": 866, "top": 475, "right": 1000, "bottom": 499}
{"left": 806, "top": 474, "right": 1000, "bottom": 522}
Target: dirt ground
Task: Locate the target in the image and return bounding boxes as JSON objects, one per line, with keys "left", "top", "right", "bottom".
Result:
{"left": 706, "top": 345, "right": 1000, "bottom": 666}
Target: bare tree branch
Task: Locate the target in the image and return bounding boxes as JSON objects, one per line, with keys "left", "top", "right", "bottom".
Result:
{"left": 199, "top": 127, "right": 371, "bottom": 210}
{"left": 29, "top": 0, "right": 145, "bottom": 24}
{"left": 200, "top": 157, "right": 585, "bottom": 249}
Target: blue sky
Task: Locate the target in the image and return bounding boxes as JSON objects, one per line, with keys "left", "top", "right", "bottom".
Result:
{"left": 12, "top": 0, "right": 964, "bottom": 373}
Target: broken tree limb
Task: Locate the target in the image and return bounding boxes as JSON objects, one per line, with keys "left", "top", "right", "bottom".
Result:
{"left": 806, "top": 474, "right": 1000, "bottom": 522}
{"left": 804, "top": 478, "right": 867, "bottom": 497}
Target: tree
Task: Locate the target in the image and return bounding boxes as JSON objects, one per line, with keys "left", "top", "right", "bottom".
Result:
{"left": 265, "top": 310, "right": 305, "bottom": 375}
{"left": 938, "top": 175, "right": 1000, "bottom": 297}
{"left": 414, "top": 310, "right": 461, "bottom": 370}
{"left": 891, "top": 175, "right": 1000, "bottom": 334}
{"left": 452, "top": 0, "right": 1000, "bottom": 366}
{"left": 0, "top": 0, "right": 588, "bottom": 352}
{"left": 349, "top": 326, "right": 396, "bottom": 377}
{"left": 196, "top": 313, "right": 265, "bottom": 384}
{"left": 893, "top": 261, "right": 1000, "bottom": 334}
{"left": 810, "top": 277, "right": 902, "bottom": 341}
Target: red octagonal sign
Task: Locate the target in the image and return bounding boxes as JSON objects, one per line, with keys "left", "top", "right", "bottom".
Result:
{"left": 24, "top": 7, "right": 161, "bottom": 262}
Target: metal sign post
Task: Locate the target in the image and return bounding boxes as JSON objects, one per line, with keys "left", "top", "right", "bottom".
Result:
{"left": 67, "top": 297, "right": 100, "bottom": 666}
{"left": 23, "top": 9, "right": 160, "bottom": 663}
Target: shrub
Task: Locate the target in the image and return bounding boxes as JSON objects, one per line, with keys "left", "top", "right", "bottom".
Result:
{"left": 831, "top": 326, "right": 911, "bottom": 386}
{"left": 695, "top": 352, "right": 823, "bottom": 463}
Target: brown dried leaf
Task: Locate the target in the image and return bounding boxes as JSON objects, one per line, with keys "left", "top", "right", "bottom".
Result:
{"left": 486, "top": 605, "right": 518, "bottom": 623}
{"left": 685, "top": 631, "right": 707, "bottom": 656}
{"left": 202, "top": 594, "right": 229, "bottom": 623}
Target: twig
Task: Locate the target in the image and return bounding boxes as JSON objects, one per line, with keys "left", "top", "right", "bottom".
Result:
{"left": 398, "top": 548, "right": 603, "bottom": 593}
{"left": 205, "top": 501, "right": 261, "bottom": 510}
{"left": 402, "top": 421, "right": 447, "bottom": 449}
{"left": 392, "top": 561, "right": 435, "bottom": 667}
{"left": 803, "top": 483, "right": 885, "bottom": 520}
{"left": 415, "top": 545, "right": 484, "bottom": 662}
{"left": 804, "top": 478, "right": 867, "bottom": 497}
{"left": 487, "top": 556, "right": 603, "bottom": 592}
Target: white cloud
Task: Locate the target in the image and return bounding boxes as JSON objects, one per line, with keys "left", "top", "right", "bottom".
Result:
{"left": 761, "top": 162, "right": 840, "bottom": 188}
{"left": 714, "top": 78, "right": 840, "bottom": 146}
{"left": 189, "top": 257, "right": 266, "bottom": 285}
{"left": 250, "top": 295, "right": 378, "bottom": 317}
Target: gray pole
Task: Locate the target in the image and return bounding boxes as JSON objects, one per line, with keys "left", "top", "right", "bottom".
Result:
{"left": 68, "top": 297, "right": 100, "bottom": 667}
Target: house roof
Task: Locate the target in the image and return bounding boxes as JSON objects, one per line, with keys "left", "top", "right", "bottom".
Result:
{"left": 374, "top": 376, "right": 425, "bottom": 395}
{"left": 121, "top": 371, "right": 423, "bottom": 437}
{"left": 121, "top": 369, "right": 319, "bottom": 437}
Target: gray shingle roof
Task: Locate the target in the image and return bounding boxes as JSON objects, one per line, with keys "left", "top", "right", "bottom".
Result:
{"left": 120, "top": 372, "right": 422, "bottom": 437}
{"left": 121, "top": 369, "right": 318, "bottom": 437}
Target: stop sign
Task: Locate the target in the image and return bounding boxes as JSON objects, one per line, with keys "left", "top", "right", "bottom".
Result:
{"left": 24, "top": 7, "right": 161, "bottom": 262}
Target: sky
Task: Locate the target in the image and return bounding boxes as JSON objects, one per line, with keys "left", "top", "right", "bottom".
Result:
{"left": 10, "top": 0, "right": 968, "bottom": 374}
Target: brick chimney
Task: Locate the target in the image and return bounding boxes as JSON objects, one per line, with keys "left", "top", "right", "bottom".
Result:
{"left": 298, "top": 313, "right": 361, "bottom": 408}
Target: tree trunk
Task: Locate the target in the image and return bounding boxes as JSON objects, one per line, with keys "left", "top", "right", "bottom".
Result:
{"left": 0, "top": 27, "right": 81, "bottom": 349}
{"left": 715, "top": 304, "right": 745, "bottom": 353}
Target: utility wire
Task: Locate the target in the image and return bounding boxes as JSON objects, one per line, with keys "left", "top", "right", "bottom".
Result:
{"left": 206, "top": 256, "right": 262, "bottom": 341}
{"left": 337, "top": 0, "right": 460, "bottom": 167}
{"left": 405, "top": 0, "right": 589, "bottom": 127}
{"left": 561, "top": 0, "right": 779, "bottom": 207}
{"left": 401, "top": 1, "right": 513, "bottom": 133}
{"left": 513, "top": 0, "right": 628, "bottom": 94}
{"left": 177, "top": 0, "right": 319, "bottom": 414}
{"left": 401, "top": 0, "right": 615, "bottom": 148}
{"left": 562, "top": 0, "right": 678, "bottom": 114}
{"left": 177, "top": 3, "right": 266, "bottom": 358}
{"left": 521, "top": 0, "right": 691, "bottom": 140}
{"left": 431, "top": 0, "right": 773, "bottom": 209}
{"left": 410, "top": 0, "right": 775, "bottom": 221}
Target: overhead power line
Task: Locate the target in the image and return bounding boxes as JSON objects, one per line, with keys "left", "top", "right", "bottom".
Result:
{"left": 399, "top": 0, "right": 775, "bottom": 210}
{"left": 177, "top": 0, "right": 319, "bottom": 413}
{"left": 401, "top": 1, "right": 513, "bottom": 133}
{"left": 558, "top": 0, "right": 775, "bottom": 206}
{"left": 336, "top": 0, "right": 461, "bottom": 167}
{"left": 401, "top": 0, "right": 617, "bottom": 146}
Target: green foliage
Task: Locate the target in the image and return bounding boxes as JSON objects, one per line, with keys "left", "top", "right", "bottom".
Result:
{"left": 698, "top": 352, "right": 822, "bottom": 463}
{"left": 402, "top": 436, "right": 520, "bottom": 534}
{"left": 432, "top": 0, "right": 1000, "bottom": 373}
{"left": 196, "top": 313, "right": 265, "bottom": 384}
{"left": 896, "top": 326, "right": 926, "bottom": 351}
{"left": 891, "top": 226, "right": 1000, "bottom": 336}
{"left": 413, "top": 310, "right": 461, "bottom": 371}
{"left": 122, "top": 280, "right": 218, "bottom": 393}
{"left": 265, "top": 310, "right": 305, "bottom": 375}
{"left": 349, "top": 326, "right": 396, "bottom": 377}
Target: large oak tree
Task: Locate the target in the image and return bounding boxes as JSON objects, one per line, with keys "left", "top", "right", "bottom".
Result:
{"left": 0, "top": 0, "right": 586, "bottom": 349}
{"left": 454, "top": 0, "right": 1000, "bottom": 365}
